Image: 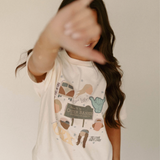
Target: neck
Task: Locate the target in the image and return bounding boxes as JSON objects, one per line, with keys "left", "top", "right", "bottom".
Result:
{"left": 66, "top": 51, "right": 90, "bottom": 61}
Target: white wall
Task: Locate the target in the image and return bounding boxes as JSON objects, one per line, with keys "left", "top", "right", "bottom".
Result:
{"left": 0, "top": 0, "right": 159, "bottom": 160}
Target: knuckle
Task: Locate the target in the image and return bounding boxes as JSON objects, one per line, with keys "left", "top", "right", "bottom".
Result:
{"left": 83, "top": 30, "right": 89, "bottom": 39}
{"left": 86, "top": 8, "right": 93, "bottom": 16}
{"left": 83, "top": 31, "right": 88, "bottom": 38}
{"left": 89, "top": 17, "right": 95, "bottom": 24}
{"left": 85, "top": 8, "right": 90, "bottom": 13}
{"left": 97, "top": 24, "right": 102, "bottom": 34}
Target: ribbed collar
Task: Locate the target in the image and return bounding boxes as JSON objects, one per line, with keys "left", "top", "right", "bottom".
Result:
{"left": 61, "top": 49, "right": 93, "bottom": 67}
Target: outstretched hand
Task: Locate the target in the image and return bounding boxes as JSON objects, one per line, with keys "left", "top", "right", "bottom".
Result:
{"left": 43, "top": 0, "right": 107, "bottom": 64}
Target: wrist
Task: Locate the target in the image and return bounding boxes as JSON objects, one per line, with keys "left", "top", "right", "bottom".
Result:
{"left": 38, "top": 32, "right": 60, "bottom": 51}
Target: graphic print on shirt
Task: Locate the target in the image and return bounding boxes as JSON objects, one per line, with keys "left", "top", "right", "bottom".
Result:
{"left": 54, "top": 82, "right": 61, "bottom": 98}
{"left": 76, "top": 84, "right": 93, "bottom": 98}
{"left": 72, "top": 84, "right": 93, "bottom": 104}
{"left": 58, "top": 81, "right": 75, "bottom": 101}
{"left": 52, "top": 122, "right": 74, "bottom": 146}
{"left": 89, "top": 96, "right": 105, "bottom": 113}
{"left": 92, "top": 118, "right": 104, "bottom": 131}
{"left": 64, "top": 103, "right": 93, "bottom": 127}
{"left": 60, "top": 117, "right": 70, "bottom": 130}
{"left": 53, "top": 79, "right": 105, "bottom": 147}
{"left": 76, "top": 129, "right": 89, "bottom": 148}
{"left": 89, "top": 136, "right": 101, "bottom": 142}
{"left": 54, "top": 99, "right": 62, "bottom": 113}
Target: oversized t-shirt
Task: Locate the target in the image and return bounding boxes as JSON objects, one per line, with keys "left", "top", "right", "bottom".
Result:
{"left": 26, "top": 49, "right": 127, "bottom": 160}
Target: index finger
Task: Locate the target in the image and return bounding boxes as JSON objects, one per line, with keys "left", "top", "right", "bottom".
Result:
{"left": 61, "top": 0, "right": 94, "bottom": 25}
{"left": 71, "top": 0, "right": 93, "bottom": 13}
{"left": 79, "top": 0, "right": 93, "bottom": 6}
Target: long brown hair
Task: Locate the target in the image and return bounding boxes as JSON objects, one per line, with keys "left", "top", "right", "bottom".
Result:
{"left": 15, "top": 0, "right": 125, "bottom": 128}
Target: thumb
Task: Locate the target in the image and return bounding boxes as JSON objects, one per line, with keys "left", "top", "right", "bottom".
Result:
{"left": 60, "top": 35, "right": 107, "bottom": 65}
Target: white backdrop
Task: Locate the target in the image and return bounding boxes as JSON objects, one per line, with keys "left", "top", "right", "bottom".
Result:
{"left": 0, "top": 0, "right": 159, "bottom": 160}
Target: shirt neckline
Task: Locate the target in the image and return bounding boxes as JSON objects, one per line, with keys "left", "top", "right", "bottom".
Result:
{"left": 61, "top": 49, "right": 93, "bottom": 67}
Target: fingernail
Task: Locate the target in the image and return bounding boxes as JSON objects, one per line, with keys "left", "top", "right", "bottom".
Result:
{"left": 64, "top": 29, "right": 72, "bottom": 36}
{"left": 72, "top": 33, "right": 81, "bottom": 39}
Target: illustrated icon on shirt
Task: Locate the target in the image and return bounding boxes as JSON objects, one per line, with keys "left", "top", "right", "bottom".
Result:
{"left": 54, "top": 99, "right": 62, "bottom": 113}
{"left": 60, "top": 117, "right": 70, "bottom": 130}
{"left": 58, "top": 81, "right": 75, "bottom": 101}
{"left": 76, "top": 129, "right": 89, "bottom": 148}
{"left": 92, "top": 118, "right": 104, "bottom": 131}
{"left": 89, "top": 96, "right": 105, "bottom": 113}
{"left": 89, "top": 136, "right": 101, "bottom": 142}
{"left": 64, "top": 103, "right": 93, "bottom": 127}
{"left": 73, "top": 93, "right": 90, "bottom": 104}
{"left": 52, "top": 122, "right": 74, "bottom": 146}
{"left": 76, "top": 84, "right": 93, "bottom": 98}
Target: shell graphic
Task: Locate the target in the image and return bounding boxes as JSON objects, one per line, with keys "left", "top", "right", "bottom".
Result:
{"left": 76, "top": 84, "right": 93, "bottom": 98}
{"left": 54, "top": 99, "right": 62, "bottom": 113}
{"left": 89, "top": 96, "right": 105, "bottom": 113}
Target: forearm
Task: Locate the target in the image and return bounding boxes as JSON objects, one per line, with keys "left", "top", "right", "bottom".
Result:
{"left": 29, "top": 31, "right": 60, "bottom": 76}
{"left": 104, "top": 121, "right": 121, "bottom": 160}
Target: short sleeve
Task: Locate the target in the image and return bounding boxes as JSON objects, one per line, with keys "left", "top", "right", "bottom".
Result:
{"left": 26, "top": 51, "right": 62, "bottom": 97}
{"left": 102, "top": 99, "right": 127, "bottom": 121}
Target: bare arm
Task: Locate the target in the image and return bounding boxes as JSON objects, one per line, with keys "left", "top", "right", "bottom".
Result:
{"left": 28, "top": 0, "right": 105, "bottom": 82}
{"left": 28, "top": 29, "right": 60, "bottom": 82}
{"left": 104, "top": 120, "right": 121, "bottom": 160}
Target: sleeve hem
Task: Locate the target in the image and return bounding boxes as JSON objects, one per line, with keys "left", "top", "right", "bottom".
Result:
{"left": 26, "top": 51, "right": 56, "bottom": 86}
{"left": 25, "top": 50, "right": 57, "bottom": 97}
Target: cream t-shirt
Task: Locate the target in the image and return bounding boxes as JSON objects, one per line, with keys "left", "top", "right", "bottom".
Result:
{"left": 26, "top": 49, "right": 127, "bottom": 160}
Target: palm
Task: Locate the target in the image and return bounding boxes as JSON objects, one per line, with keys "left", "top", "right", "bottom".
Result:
{"left": 45, "top": 0, "right": 105, "bottom": 64}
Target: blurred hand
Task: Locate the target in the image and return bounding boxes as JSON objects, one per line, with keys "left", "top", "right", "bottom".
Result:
{"left": 42, "top": 0, "right": 106, "bottom": 64}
